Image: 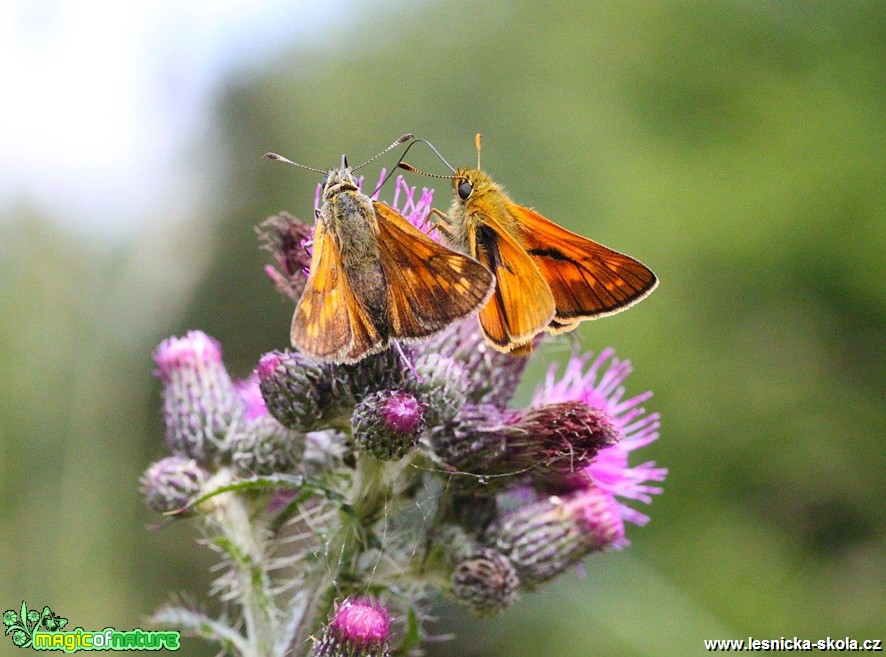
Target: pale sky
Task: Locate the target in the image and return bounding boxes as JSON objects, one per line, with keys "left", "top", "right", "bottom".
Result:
{"left": 0, "top": 0, "right": 351, "bottom": 239}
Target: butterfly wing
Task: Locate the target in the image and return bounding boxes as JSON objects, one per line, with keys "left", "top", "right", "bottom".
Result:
{"left": 374, "top": 201, "right": 494, "bottom": 338}
{"left": 508, "top": 202, "right": 658, "bottom": 328}
{"left": 291, "top": 218, "right": 380, "bottom": 363}
{"left": 468, "top": 213, "right": 555, "bottom": 352}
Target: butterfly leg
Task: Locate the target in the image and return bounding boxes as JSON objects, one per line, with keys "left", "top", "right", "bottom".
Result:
{"left": 425, "top": 207, "right": 455, "bottom": 240}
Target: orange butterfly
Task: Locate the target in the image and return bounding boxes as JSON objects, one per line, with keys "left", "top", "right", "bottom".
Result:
{"left": 400, "top": 134, "right": 657, "bottom": 355}
{"left": 265, "top": 136, "right": 494, "bottom": 364}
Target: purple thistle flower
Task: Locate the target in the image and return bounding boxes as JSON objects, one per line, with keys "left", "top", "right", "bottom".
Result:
{"left": 154, "top": 330, "right": 223, "bottom": 375}
{"left": 257, "top": 211, "right": 314, "bottom": 302}
{"left": 314, "top": 596, "right": 392, "bottom": 657}
{"left": 379, "top": 391, "right": 424, "bottom": 434}
{"left": 153, "top": 331, "right": 242, "bottom": 462}
{"left": 389, "top": 174, "right": 435, "bottom": 234}
{"left": 430, "top": 400, "right": 620, "bottom": 493}
{"left": 534, "top": 348, "right": 667, "bottom": 528}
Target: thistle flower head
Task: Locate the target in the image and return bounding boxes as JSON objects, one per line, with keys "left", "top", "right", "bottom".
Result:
{"left": 535, "top": 348, "right": 667, "bottom": 528}
{"left": 388, "top": 174, "right": 434, "bottom": 232}
{"left": 431, "top": 401, "right": 619, "bottom": 493}
{"left": 314, "top": 596, "right": 392, "bottom": 657}
{"left": 257, "top": 350, "right": 345, "bottom": 433}
{"left": 258, "top": 211, "right": 314, "bottom": 302}
{"left": 451, "top": 547, "right": 520, "bottom": 617}
{"left": 153, "top": 331, "right": 241, "bottom": 462}
{"left": 509, "top": 401, "right": 622, "bottom": 482}
{"left": 352, "top": 390, "right": 425, "bottom": 460}
{"left": 403, "top": 353, "right": 468, "bottom": 426}
{"left": 421, "top": 318, "right": 528, "bottom": 407}
{"left": 430, "top": 404, "right": 508, "bottom": 483}
{"left": 153, "top": 330, "right": 223, "bottom": 377}
{"left": 140, "top": 456, "right": 208, "bottom": 514}
{"left": 489, "top": 485, "right": 625, "bottom": 588}
{"left": 339, "top": 347, "right": 407, "bottom": 402}
{"left": 229, "top": 416, "right": 304, "bottom": 476}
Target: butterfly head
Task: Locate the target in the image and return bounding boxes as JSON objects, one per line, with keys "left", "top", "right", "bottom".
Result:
{"left": 452, "top": 168, "right": 496, "bottom": 205}
{"left": 321, "top": 155, "right": 360, "bottom": 201}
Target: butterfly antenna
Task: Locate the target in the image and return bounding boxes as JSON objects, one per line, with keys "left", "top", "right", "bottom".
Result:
{"left": 352, "top": 133, "right": 414, "bottom": 171}
{"left": 397, "top": 162, "right": 454, "bottom": 179}
{"left": 399, "top": 138, "right": 457, "bottom": 173}
{"left": 475, "top": 133, "right": 482, "bottom": 169}
{"left": 262, "top": 152, "right": 325, "bottom": 174}
{"left": 375, "top": 137, "right": 456, "bottom": 194}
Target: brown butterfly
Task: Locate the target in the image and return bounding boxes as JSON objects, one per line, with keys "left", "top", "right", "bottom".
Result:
{"left": 399, "top": 134, "right": 657, "bottom": 355}
{"left": 264, "top": 136, "right": 494, "bottom": 364}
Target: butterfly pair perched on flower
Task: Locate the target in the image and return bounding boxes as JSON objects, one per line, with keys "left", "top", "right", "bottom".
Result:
{"left": 265, "top": 134, "right": 657, "bottom": 364}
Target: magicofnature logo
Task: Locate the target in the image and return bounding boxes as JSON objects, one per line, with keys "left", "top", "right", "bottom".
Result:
{"left": 3, "top": 602, "right": 180, "bottom": 652}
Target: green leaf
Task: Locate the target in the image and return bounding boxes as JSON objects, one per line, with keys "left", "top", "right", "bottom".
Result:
{"left": 178, "top": 474, "right": 306, "bottom": 512}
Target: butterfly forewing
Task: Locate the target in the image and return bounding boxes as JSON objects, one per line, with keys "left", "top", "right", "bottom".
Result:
{"left": 509, "top": 202, "right": 658, "bottom": 325}
{"left": 291, "top": 219, "right": 354, "bottom": 361}
{"left": 374, "top": 202, "right": 494, "bottom": 337}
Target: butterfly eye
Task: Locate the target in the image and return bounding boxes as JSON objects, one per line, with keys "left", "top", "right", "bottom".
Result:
{"left": 457, "top": 180, "right": 473, "bottom": 200}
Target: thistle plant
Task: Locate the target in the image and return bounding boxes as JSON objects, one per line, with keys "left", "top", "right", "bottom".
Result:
{"left": 141, "top": 174, "right": 666, "bottom": 656}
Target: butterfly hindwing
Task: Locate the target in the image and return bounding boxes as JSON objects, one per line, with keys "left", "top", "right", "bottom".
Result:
{"left": 374, "top": 201, "right": 494, "bottom": 338}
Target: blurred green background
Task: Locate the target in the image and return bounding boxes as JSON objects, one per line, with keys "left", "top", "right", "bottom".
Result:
{"left": 2, "top": 1, "right": 883, "bottom": 655}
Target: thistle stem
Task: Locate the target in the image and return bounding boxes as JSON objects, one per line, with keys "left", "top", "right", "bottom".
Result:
{"left": 287, "top": 452, "right": 389, "bottom": 655}
{"left": 206, "top": 469, "right": 276, "bottom": 657}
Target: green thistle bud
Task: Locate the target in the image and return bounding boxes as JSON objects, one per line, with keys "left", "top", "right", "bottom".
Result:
{"left": 451, "top": 547, "right": 519, "bottom": 617}
{"left": 257, "top": 350, "right": 345, "bottom": 432}
{"left": 402, "top": 353, "right": 468, "bottom": 426}
{"left": 424, "top": 319, "right": 528, "bottom": 407}
{"left": 430, "top": 404, "right": 508, "bottom": 480}
{"left": 340, "top": 347, "right": 406, "bottom": 402}
{"left": 229, "top": 416, "right": 305, "bottom": 476}
{"left": 140, "top": 456, "right": 208, "bottom": 515}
